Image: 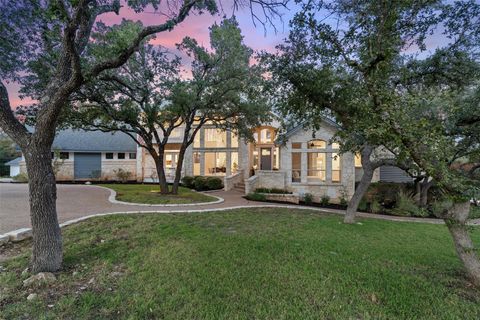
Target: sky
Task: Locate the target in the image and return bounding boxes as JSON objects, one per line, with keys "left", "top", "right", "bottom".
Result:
{"left": 6, "top": 0, "right": 451, "bottom": 109}
{"left": 7, "top": 1, "right": 299, "bottom": 108}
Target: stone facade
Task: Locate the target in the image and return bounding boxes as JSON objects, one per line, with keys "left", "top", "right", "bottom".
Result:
{"left": 18, "top": 152, "right": 137, "bottom": 182}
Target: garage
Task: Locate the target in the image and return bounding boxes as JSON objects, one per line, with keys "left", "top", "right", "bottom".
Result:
{"left": 74, "top": 153, "right": 101, "bottom": 179}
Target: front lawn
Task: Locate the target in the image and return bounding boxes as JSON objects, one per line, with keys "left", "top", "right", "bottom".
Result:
{"left": 1, "top": 208, "right": 480, "bottom": 319}
{"left": 100, "top": 183, "right": 218, "bottom": 204}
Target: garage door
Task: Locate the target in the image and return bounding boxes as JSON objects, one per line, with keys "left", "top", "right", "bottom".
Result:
{"left": 74, "top": 153, "right": 101, "bottom": 179}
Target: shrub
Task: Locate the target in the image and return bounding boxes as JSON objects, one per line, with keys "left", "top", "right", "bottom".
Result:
{"left": 245, "top": 193, "right": 267, "bottom": 201}
{"left": 339, "top": 197, "right": 348, "bottom": 207}
{"left": 113, "top": 168, "right": 132, "bottom": 183}
{"left": 193, "top": 176, "right": 208, "bottom": 191}
{"left": 304, "top": 193, "right": 313, "bottom": 205}
{"left": 390, "top": 190, "right": 428, "bottom": 217}
{"left": 255, "top": 188, "right": 292, "bottom": 194}
{"left": 364, "top": 182, "right": 410, "bottom": 208}
{"left": 320, "top": 195, "right": 330, "bottom": 206}
{"left": 370, "top": 199, "right": 382, "bottom": 214}
{"left": 12, "top": 172, "right": 28, "bottom": 182}
{"left": 205, "top": 176, "right": 224, "bottom": 190}
{"left": 181, "top": 176, "right": 195, "bottom": 189}
{"left": 358, "top": 198, "right": 369, "bottom": 212}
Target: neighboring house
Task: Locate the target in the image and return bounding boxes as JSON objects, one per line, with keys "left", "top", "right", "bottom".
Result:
{"left": 6, "top": 157, "right": 21, "bottom": 177}
{"left": 16, "top": 129, "right": 137, "bottom": 181}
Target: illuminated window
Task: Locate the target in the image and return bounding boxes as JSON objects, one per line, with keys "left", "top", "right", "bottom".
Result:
{"left": 307, "top": 153, "right": 326, "bottom": 181}
{"left": 355, "top": 153, "right": 362, "bottom": 167}
{"left": 231, "top": 152, "right": 239, "bottom": 173}
{"left": 308, "top": 140, "right": 326, "bottom": 149}
{"left": 205, "top": 129, "right": 226, "bottom": 148}
{"left": 231, "top": 132, "right": 239, "bottom": 148}
{"left": 292, "top": 153, "right": 301, "bottom": 182}
{"left": 260, "top": 129, "right": 273, "bottom": 143}
{"left": 193, "top": 152, "right": 201, "bottom": 175}
{"left": 331, "top": 142, "right": 340, "bottom": 149}
{"left": 193, "top": 131, "right": 201, "bottom": 148}
{"left": 273, "top": 147, "right": 280, "bottom": 170}
{"left": 292, "top": 142, "right": 302, "bottom": 149}
{"left": 205, "top": 152, "right": 226, "bottom": 176}
{"left": 332, "top": 153, "right": 341, "bottom": 182}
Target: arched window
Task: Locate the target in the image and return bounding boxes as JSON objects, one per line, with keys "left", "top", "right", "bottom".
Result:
{"left": 307, "top": 139, "right": 326, "bottom": 149}
{"left": 260, "top": 128, "right": 273, "bottom": 143}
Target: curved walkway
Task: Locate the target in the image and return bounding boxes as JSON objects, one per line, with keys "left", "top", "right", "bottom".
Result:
{"left": 1, "top": 183, "right": 479, "bottom": 237}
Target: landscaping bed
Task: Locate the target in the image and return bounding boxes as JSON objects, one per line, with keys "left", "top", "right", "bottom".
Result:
{"left": 1, "top": 208, "right": 480, "bottom": 319}
{"left": 99, "top": 184, "right": 218, "bottom": 205}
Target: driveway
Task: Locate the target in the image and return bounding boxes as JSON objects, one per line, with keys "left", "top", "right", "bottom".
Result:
{"left": 0, "top": 183, "right": 251, "bottom": 234}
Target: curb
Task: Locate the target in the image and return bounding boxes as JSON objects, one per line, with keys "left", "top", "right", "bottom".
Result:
{"left": 1, "top": 203, "right": 462, "bottom": 246}
{"left": 94, "top": 185, "right": 225, "bottom": 207}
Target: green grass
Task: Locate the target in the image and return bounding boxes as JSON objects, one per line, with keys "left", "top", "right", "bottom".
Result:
{"left": 1, "top": 208, "right": 480, "bottom": 319}
{"left": 99, "top": 184, "right": 217, "bottom": 204}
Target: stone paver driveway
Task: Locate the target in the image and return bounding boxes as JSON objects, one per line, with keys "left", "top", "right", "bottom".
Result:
{"left": 0, "top": 183, "right": 252, "bottom": 234}
{"left": 2, "top": 183, "right": 474, "bottom": 235}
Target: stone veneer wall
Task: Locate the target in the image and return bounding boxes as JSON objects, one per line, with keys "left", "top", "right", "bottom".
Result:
{"left": 19, "top": 152, "right": 137, "bottom": 181}
{"left": 101, "top": 160, "right": 137, "bottom": 181}
{"left": 254, "top": 170, "right": 286, "bottom": 190}
{"left": 279, "top": 123, "right": 356, "bottom": 203}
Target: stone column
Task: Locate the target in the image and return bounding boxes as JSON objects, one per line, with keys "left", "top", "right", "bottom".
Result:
{"left": 301, "top": 151, "right": 307, "bottom": 183}
{"left": 326, "top": 152, "right": 332, "bottom": 183}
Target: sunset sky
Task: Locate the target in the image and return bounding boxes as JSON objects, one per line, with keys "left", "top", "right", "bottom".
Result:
{"left": 7, "top": 1, "right": 298, "bottom": 108}
{"left": 7, "top": 1, "right": 447, "bottom": 109}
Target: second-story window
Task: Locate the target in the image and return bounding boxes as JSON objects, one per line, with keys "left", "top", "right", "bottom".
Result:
{"left": 205, "top": 128, "right": 226, "bottom": 148}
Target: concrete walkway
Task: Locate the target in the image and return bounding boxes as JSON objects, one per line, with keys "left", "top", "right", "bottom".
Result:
{"left": 1, "top": 183, "right": 479, "bottom": 235}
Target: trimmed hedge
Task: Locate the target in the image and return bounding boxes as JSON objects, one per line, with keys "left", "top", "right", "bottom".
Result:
{"left": 255, "top": 187, "right": 292, "bottom": 194}
{"left": 182, "top": 176, "right": 224, "bottom": 191}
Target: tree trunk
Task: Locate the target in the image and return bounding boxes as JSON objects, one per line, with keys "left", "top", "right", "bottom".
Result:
{"left": 419, "top": 178, "right": 432, "bottom": 207}
{"left": 445, "top": 201, "right": 480, "bottom": 287}
{"left": 344, "top": 166, "right": 374, "bottom": 224}
{"left": 24, "top": 146, "right": 63, "bottom": 273}
{"left": 170, "top": 146, "right": 186, "bottom": 194}
{"left": 152, "top": 154, "right": 169, "bottom": 194}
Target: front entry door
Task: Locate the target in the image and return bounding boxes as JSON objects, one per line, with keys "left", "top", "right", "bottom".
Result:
{"left": 260, "top": 148, "right": 272, "bottom": 170}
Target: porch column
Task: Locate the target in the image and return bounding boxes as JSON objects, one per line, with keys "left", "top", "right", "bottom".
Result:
{"left": 326, "top": 152, "right": 332, "bottom": 183}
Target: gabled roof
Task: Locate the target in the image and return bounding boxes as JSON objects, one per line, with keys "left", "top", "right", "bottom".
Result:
{"left": 275, "top": 117, "right": 340, "bottom": 145}
{"left": 51, "top": 129, "right": 137, "bottom": 152}
{"left": 282, "top": 118, "right": 339, "bottom": 139}
{"left": 5, "top": 157, "right": 21, "bottom": 166}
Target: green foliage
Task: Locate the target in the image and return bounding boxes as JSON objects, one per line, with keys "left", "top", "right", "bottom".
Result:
{"left": 339, "top": 197, "right": 348, "bottom": 207}
{"left": 391, "top": 190, "right": 429, "bottom": 217}
{"left": 4, "top": 209, "right": 480, "bottom": 319}
{"left": 303, "top": 193, "right": 313, "bottom": 205}
{"left": 370, "top": 199, "right": 382, "bottom": 214}
{"left": 255, "top": 188, "right": 292, "bottom": 194}
{"left": 245, "top": 193, "right": 267, "bottom": 202}
{"left": 99, "top": 184, "right": 216, "bottom": 205}
{"left": 205, "top": 177, "right": 224, "bottom": 190}
{"left": 113, "top": 168, "right": 132, "bottom": 183}
{"left": 181, "top": 176, "right": 195, "bottom": 189}
{"left": 358, "top": 198, "right": 369, "bottom": 212}
{"left": 0, "top": 136, "right": 20, "bottom": 176}
{"left": 12, "top": 172, "right": 28, "bottom": 183}
{"left": 320, "top": 195, "right": 330, "bottom": 206}
{"left": 193, "top": 176, "right": 208, "bottom": 191}
{"left": 365, "top": 182, "right": 409, "bottom": 208}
